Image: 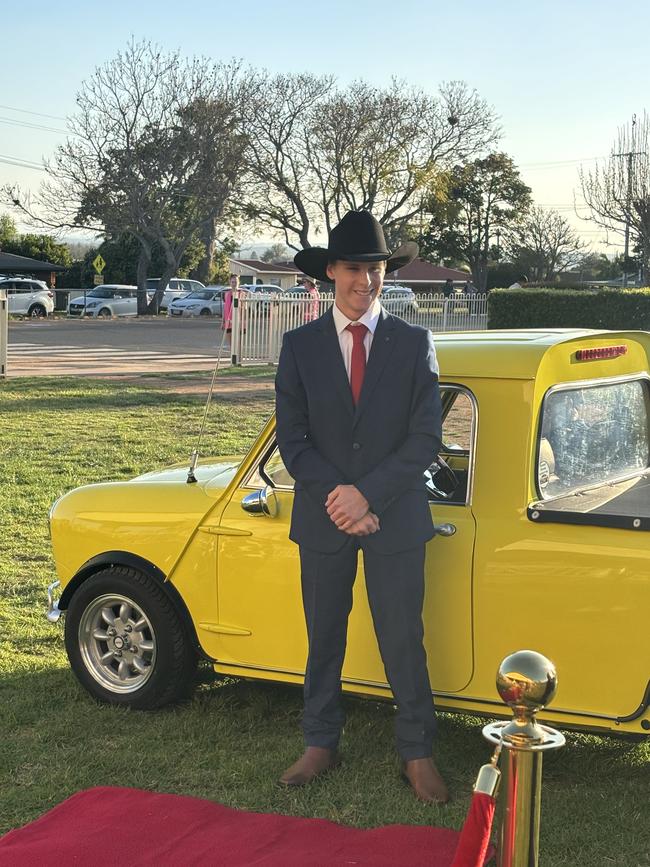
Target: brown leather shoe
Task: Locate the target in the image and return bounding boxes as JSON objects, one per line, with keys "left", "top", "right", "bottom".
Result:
{"left": 279, "top": 747, "right": 340, "bottom": 786}
{"left": 402, "top": 757, "right": 449, "bottom": 804}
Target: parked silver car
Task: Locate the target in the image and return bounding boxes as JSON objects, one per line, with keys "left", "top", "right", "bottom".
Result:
{"left": 0, "top": 277, "right": 54, "bottom": 317}
{"left": 67, "top": 285, "right": 141, "bottom": 318}
{"left": 146, "top": 277, "right": 205, "bottom": 311}
{"left": 167, "top": 288, "right": 227, "bottom": 317}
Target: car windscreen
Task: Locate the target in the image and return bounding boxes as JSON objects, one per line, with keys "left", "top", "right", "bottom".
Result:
{"left": 184, "top": 291, "right": 214, "bottom": 300}
{"left": 538, "top": 378, "right": 650, "bottom": 499}
{"left": 87, "top": 288, "right": 115, "bottom": 298}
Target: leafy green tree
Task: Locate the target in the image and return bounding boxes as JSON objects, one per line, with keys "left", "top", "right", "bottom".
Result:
{"left": 3, "top": 233, "right": 72, "bottom": 266}
{"left": 417, "top": 153, "right": 532, "bottom": 291}
{"left": 0, "top": 214, "right": 17, "bottom": 246}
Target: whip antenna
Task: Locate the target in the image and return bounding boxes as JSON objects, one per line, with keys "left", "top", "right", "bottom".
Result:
{"left": 187, "top": 323, "right": 230, "bottom": 484}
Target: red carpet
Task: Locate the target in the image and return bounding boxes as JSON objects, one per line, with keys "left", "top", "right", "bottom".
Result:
{"left": 0, "top": 786, "right": 495, "bottom": 866}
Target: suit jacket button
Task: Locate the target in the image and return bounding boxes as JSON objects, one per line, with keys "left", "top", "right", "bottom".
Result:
{"left": 352, "top": 442, "right": 361, "bottom": 450}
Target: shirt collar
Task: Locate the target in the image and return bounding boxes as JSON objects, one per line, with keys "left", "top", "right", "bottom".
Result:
{"left": 332, "top": 297, "right": 382, "bottom": 336}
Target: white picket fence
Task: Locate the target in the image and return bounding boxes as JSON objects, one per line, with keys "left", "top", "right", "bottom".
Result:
{"left": 230, "top": 292, "right": 488, "bottom": 365}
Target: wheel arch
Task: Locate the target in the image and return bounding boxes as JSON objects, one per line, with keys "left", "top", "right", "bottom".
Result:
{"left": 59, "top": 551, "right": 209, "bottom": 660}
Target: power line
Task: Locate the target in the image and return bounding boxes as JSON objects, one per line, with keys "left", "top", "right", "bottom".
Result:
{"left": 0, "top": 115, "right": 69, "bottom": 135}
{"left": 520, "top": 156, "right": 605, "bottom": 168}
{"left": 0, "top": 155, "right": 47, "bottom": 172}
{"left": 0, "top": 103, "right": 67, "bottom": 121}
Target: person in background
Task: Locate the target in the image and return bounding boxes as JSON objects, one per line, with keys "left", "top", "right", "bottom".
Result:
{"left": 302, "top": 275, "right": 320, "bottom": 323}
{"left": 442, "top": 278, "right": 454, "bottom": 297}
{"left": 508, "top": 274, "right": 528, "bottom": 289}
{"left": 463, "top": 280, "right": 477, "bottom": 294}
{"left": 223, "top": 273, "right": 239, "bottom": 336}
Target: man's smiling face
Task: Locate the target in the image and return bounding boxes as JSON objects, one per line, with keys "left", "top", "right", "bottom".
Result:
{"left": 326, "top": 260, "right": 386, "bottom": 320}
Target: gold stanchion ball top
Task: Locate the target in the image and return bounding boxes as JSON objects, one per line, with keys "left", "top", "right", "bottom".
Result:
{"left": 496, "top": 650, "right": 557, "bottom": 712}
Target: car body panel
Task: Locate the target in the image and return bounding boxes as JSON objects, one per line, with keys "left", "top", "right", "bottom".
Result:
{"left": 67, "top": 285, "right": 141, "bottom": 317}
{"left": 48, "top": 330, "right": 650, "bottom": 734}
{"left": 1, "top": 278, "right": 54, "bottom": 315}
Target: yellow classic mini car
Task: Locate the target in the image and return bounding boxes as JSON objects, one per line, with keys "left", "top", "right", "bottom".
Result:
{"left": 47, "top": 329, "right": 650, "bottom": 737}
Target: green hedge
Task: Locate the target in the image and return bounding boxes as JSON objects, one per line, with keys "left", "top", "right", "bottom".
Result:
{"left": 488, "top": 287, "right": 650, "bottom": 330}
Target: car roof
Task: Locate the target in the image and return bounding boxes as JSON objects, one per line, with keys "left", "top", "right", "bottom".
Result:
{"left": 0, "top": 276, "right": 45, "bottom": 282}
{"left": 435, "top": 329, "right": 650, "bottom": 380}
{"left": 93, "top": 284, "right": 137, "bottom": 289}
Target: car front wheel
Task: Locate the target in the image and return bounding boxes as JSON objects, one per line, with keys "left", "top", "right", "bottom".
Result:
{"left": 28, "top": 304, "right": 47, "bottom": 318}
{"left": 97, "top": 308, "right": 112, "bottom": 318}
{"left": 64, "top": 566, "right": 198, "bottom": 709}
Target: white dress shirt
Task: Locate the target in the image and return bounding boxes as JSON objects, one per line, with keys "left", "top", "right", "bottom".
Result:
{"left": 332, "top": 298, "right": 382, "bottom": 380}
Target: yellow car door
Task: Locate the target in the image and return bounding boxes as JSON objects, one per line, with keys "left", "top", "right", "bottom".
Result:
{"left": 214, "top": 386, "right": 477, "bottom": 695}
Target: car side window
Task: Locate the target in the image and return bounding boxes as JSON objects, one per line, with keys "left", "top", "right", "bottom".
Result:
{"left": 245, "top": 385, "right": 477, "bottom": 504}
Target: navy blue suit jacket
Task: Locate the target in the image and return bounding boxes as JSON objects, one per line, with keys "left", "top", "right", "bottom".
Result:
{"left": 275, "top": 306, "right": 443, "bottom": 555}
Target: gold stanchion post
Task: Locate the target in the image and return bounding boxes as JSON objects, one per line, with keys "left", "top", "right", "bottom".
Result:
{"left": 483, "top": 650, "right": 565, "bottom": 867}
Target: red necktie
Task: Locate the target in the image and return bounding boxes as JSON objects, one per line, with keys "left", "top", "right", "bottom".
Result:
{"left": 346, "top": 323, "right": 368, "bottom": 405}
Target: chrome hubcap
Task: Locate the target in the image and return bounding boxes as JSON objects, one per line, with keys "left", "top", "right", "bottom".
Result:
{"left": 78, "top": 594, "right": 156, "bottom": 693}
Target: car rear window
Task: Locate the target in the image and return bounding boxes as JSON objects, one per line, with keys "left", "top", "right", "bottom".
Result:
{"left": 538, "top": 378, "right": 650, "bottom": 499}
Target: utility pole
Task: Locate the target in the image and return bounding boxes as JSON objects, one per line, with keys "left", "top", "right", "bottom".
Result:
{"left": 614, "top": 114, "right": 645, "bottom": 287}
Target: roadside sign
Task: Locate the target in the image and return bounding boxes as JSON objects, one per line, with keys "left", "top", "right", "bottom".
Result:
{"left": 93, "top": 254, "right": 106, "bottom": 275}
{"left": 93, "top": 274, "right": 104, "bottom": 285}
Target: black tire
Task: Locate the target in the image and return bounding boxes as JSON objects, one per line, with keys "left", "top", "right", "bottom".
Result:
{"left": 199, "top": 307, "right": 211, "bottom": 316}
{"left": 64, "top": 566, "right": 198, "bottom": 709}
{"left": 97, "top": 308, "right": 112, "bottom": 319}
{"left": 28, "top": 304, "right": 47, "bottom": 318}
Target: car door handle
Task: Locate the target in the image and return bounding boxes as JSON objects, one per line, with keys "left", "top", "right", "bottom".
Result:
{"left": 434, "top": 523, "right": 456, "bottom": 537}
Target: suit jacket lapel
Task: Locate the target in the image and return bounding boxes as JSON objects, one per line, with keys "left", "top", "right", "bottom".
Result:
{"left": 318, "top": 308, "right": 355, "bottom": 416}
{"left": 353, "top": 309, "right": 397, "bottom": 426}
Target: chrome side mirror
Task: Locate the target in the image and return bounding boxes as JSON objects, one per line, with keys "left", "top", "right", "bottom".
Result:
{"left": 241, "top": 486, "right": 279, "bottom": 517}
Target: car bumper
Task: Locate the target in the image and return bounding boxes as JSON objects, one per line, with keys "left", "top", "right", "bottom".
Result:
{"left": 46, "top": 580, "right": 62, "bottom": 623}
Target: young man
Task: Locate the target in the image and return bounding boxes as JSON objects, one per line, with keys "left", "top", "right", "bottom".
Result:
{"left": 274, "top": 211, "right": 448, "bottom": 803}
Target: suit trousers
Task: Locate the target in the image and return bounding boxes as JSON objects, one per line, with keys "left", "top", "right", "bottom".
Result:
{"left": 299, "top": 539, "right": 437, "bottom": 761}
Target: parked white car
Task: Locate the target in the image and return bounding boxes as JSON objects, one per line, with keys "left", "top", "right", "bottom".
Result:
{"left": 146, "top": 278, "right": 205, "bottom": 311}
{"left": 0, "top": 277, "right": 54, "bottom": 317}
{"left": 67, "top": 285, "right": 141, "bottom": 318}
{"left": 167, "top": 288, "right": 227, "bottom": 317}
{"left": 381, "top": 285, "right": 419, "bottom": 314}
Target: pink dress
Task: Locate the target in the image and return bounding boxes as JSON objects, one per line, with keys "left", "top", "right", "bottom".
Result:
{"left": 223, "top": 289, "right": 233, "bottom": 331}
{"left": 304, "top": 285, "right": 320, "bottom": 323}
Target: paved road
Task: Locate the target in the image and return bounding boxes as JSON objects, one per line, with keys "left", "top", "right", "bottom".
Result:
{"left": 6, "top": 317, "right": 230, "bottom": 376}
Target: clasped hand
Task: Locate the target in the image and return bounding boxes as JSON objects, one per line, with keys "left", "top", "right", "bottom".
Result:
{"left": 325, "top": 484, "right": 380, "bottom": 536}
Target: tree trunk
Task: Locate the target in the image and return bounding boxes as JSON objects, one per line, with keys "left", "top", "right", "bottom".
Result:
{"left": 147, "top": 238, "right": 178, "bottom": 314}
{"left": 136, "top": 241, "right": 152, "bottom": 315}
{"left": 195, "top": 217, "right": 217, "bottom": 283}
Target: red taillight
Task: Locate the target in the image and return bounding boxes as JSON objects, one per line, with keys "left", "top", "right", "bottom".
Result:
{"left": 47, "top": 292, "right": 54, "bottom": 298}
{"left": 575, "top": 345, "right": 628, "bottom": 361}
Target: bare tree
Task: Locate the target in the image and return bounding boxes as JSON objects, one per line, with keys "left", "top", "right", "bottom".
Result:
{"left": 4, "top": 41, "right": 248, "bottom": 311}
{"left": 506, "top": 206, "right": 588, "bottom": 281}
{"left": 243, "top": 75, "right": 499, "bottom": 250}
{"left": 580, "top": 113, "right": 650, "bottom": 283}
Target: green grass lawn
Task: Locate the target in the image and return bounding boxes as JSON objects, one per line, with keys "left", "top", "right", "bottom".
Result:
{"left": 1, "top": 374, "right": 648, "bottom": 865}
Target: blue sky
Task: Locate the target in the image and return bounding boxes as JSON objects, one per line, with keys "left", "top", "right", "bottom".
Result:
{"left": 3, "top": 0, "right": 649, "bottom": 250}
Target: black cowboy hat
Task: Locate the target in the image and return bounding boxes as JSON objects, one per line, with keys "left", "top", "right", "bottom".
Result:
{"left": 294, "top": 211, "right": 418, "bottom": 284}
